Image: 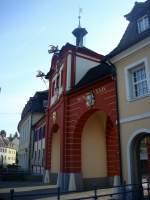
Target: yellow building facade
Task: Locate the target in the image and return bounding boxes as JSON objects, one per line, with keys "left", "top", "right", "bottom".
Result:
{"left": 0, "top": 147, "right": 16, "bottom": 166}
{"left": 109, "top": 0, "right": 150, "bottom": 184}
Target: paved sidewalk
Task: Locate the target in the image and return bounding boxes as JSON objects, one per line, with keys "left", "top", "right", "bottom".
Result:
{"left": 36, "top": 188, "right": 116, "bottom": 200}
{"left": 0, "top": 181, "right": 57, "bottom": 199}
{"left": 0, "top": 181, "right": 117, "bottom": 200}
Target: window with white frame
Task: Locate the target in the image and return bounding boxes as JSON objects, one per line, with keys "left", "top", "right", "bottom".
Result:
{"left": 125, "top": 59, "right": 150, "bottom": 100}
{"left": 137, "top": 15, "right": 149, "bottom": 33}
{"left": 131, "top": 66, "right": 148, "bottom": 98}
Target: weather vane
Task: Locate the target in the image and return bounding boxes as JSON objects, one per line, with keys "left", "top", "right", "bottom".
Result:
{"left": 78, "top": 8, "right": 82, "bottom": 27}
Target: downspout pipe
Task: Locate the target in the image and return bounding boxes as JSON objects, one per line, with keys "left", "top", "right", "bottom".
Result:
{"left": 103, "top": 59, "right": 123, "bottom": 185}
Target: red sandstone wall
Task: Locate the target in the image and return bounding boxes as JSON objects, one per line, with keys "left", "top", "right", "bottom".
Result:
{"left": 45, "top": 76, "right": 120, "bottom": 177}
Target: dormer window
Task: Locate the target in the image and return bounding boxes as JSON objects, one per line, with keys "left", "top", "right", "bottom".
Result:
{"left": 137, "top": 15, "right": 149, "bottom": 33}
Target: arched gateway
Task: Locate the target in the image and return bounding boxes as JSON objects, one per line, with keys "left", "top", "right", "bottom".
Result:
{"left": 128, "top": 129, "right": 150, "bottom": 184}
{"left": 44, "top": 43, "right": 121, "bottom": 191}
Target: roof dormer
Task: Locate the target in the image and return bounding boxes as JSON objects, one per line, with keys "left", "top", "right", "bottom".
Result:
{"left": 107, "top": 0, "right": 150, "bottom": 58}
{"left": 137, "top": 14, "right": 149, "bottom": 33}
{"left": 125, "top": 1, "right": 150, "bottom": 22}
{"left": 125, "top": 0, "right": 150, "bottom": 35}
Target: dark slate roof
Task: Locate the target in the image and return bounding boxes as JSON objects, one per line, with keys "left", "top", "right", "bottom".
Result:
{"left": 107, "top": 0, "right": 150, "bottom": 59}
{"left": 125, "top": 1, "right": 150, "bottom": 21}
{"left": 21, "top": 90, "right": 48, "bottom": 120}
{"left": 72, "top": 62, "right": 115, "bottom": 91}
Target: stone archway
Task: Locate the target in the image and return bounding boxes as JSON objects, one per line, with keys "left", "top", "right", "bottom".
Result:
{"left": 50, "top": 124, "right": 60, "bottom": 184}
{"left": 81, "top": 111, "right": 107, "bottom": 179}
{"left": 66, "top": 108, "right": 119, "bottom": 189}
{"left": 128, "top": 129, "right": 150, "bottom": 184}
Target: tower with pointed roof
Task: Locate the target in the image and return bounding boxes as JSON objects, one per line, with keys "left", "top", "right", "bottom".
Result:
{"left": 72, "top": 9, "right": 88, "bottom": 47}
{"left": 44, "top": 13, "right": 120, "bottom": 191}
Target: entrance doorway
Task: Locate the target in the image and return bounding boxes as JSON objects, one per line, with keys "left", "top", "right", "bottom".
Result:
{"left": 129, "top": 131, "right": 150, "bottom": 184}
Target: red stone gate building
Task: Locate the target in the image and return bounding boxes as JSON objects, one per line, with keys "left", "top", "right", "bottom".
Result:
{"left": 44, "top": 25, "right": 121, "bottom": 191}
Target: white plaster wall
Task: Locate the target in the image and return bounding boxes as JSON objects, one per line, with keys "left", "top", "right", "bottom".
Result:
{"left": 51, "top": 64, "right": 64, "bottom": 105}
{"left": 32, "top": 113, "right": 44, "bottom": 126}
{"left": 66, "top": 54, "right": 71, "bottom": 91}
{"left": 75, "top": 56, "right": 99, "bottom": 84}
{"left": 18, "top": 115, "right": 31, "bottom": 170}
{"left": 6, "top": 148, "right": 16, "bottom": 165}
{"left": 0, "top": 147, "right": 16, "bottom": 166}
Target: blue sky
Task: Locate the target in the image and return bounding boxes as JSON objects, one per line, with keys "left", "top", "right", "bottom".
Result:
{"left": 0, "top": 0, "right": 145, "bottom": 135}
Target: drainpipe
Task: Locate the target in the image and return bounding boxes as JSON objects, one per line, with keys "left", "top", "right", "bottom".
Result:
{"left": 105, "top": 59, "right": 123, "bottom": 184}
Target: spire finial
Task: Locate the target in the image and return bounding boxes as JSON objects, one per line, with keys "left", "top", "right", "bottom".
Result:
{"left": 78, "top": 8, "right": 82, "bottom": 27}
{"left": 72, "top": 8, "right": 87, "bottom": 47}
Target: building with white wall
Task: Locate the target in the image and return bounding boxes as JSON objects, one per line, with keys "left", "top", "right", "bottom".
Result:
{"left": 0, "top": 147, "right": 16, "bottom": 166}
{"left": 0, "top": 132, "right": 16, "bottom": 166}
{"left": 18, "top": 90, "right": 48, "bottom": 171}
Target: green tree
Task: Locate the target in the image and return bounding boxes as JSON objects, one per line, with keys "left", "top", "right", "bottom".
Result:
{"left": 0, "top": 130, "right": 7, "bottom": 137}
{"left": 8, "top": 133, "right": 13, "bottom": 141}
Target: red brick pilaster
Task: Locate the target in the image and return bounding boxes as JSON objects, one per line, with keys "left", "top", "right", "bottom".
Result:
{"left": 106, "top": 116, "right": 120, "bottom": 176}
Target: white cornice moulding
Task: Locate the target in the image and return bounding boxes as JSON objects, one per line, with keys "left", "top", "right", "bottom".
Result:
{"left": 111, "top": 36, "right": 150, "bottom": 63}
{"left": 120, "top": 112, "right": 150, "bottom": 124}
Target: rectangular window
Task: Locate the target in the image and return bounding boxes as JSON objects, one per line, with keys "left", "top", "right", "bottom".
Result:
{"left": 38, "top": 150, "right": 40, "bottom": 160}
{"left": 125, "top": 59, "right": 150, "bottom": 101}
{"left": 137, "top": 15, "right": 149, "bottom": 33}
{"left": 61, "top": 70, "right": 63, "bottom": 86}
{"left": 131, "top": 66, "right": 148, "bottom": 98}
{"left": 56, "top": 75, "right": 60, "bottom": 89}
